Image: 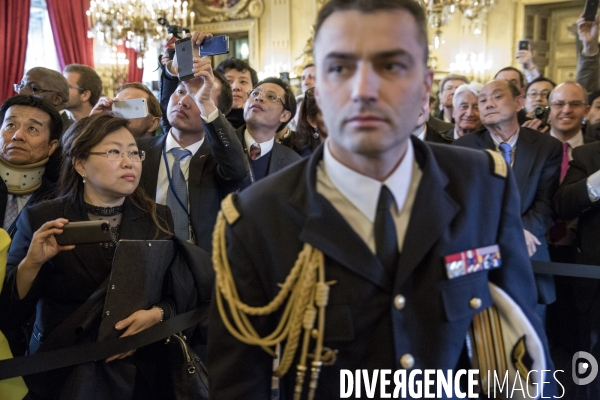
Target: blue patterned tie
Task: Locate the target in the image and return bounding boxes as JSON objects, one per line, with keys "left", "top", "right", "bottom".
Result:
{"left": 498, "top": 142, "right": 512, "bottom": 165}
{"left": 167, "top": 148, "right": 191, "bottom": 240}
{"left": 3, "top": 194, "right": 18, "bottom": 231}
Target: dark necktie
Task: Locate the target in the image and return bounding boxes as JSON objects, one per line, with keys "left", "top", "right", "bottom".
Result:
{"left": 560, "top": 142, "right": 570, "bottom": 183}
{"left": 3, "top": 194, "right": 18, "bottom": 231}
{"left": 249, "top": 143, "right": 261, "bottom": 160}
{"left": 498, "top": 142, "right": 512, "bottom": 165}
{"left": 374, "top": 186, "right": 399, "bottom": 277}
{"left": 167, "top": 148, "right": 191, "bottom": 240}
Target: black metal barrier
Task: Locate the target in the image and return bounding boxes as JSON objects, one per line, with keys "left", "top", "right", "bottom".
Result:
{"left": 532, "top": 261, "right": 600, "bottom": 279}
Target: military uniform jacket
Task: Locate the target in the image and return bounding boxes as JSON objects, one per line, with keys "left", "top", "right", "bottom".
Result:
{"left": 207, "top": 137, "right": 555, "bottom": 399}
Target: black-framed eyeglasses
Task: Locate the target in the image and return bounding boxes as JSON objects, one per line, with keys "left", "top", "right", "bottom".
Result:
{"left": 526, "top": 91, "right": 550, "bottom": 99}
{"left": 247, "top": 89, "right": 285, "bottom": 107}
{"left": 14, "top": 83, "right": 59, "bottom": 95}
{"left": 69, "top": 84, "right": 86, "bottom": 92}
{"left": 550, "top": 101, "right": 586, "bottom": 109}
{"left": 88, "top": 149, "right": 145, "bottom": 162}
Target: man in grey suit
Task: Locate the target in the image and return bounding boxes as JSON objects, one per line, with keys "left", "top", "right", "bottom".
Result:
{"left": 236, "top": 77, "right": 301, "bottom": 190}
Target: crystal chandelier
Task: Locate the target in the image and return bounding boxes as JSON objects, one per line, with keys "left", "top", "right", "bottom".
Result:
{"left": 420, "top": 0, "right": 496, "bottom": 46}
{"left": 87, "top": 0, "right": 195, "bottom": 59}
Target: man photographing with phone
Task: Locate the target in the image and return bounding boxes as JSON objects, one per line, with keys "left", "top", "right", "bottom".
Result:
{"left": 137, "top": 31, "right": 247, "bottom": 252}
{"left": 89, "top": 83, "right": 162, "bottom": 139}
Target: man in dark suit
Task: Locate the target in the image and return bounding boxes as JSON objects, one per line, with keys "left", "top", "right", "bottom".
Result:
{"left": 454, "top": 79, "right": 562, "bottom": 308}
{"left": 137, "top": 35, "right": 247, "bottom": 252}
{"left": 434, "top": 73, "right": 468, "bottom": 122}
{"left": 554, "top": 141, "right": 600, "bottom": 399}
{"left": 413, "top": 97, "right": 451, "bottom": 143}
{"left": 207, "top": 1, "right": 556, "bottom": 398}
{"left": 441, "top": 82, "right": 483, "bottom": 142}
{"left": 0, "top": 95, "right": 61, "bottom": 236}
{"left": 237, "top": 77, "right": 301, "bottom": 189}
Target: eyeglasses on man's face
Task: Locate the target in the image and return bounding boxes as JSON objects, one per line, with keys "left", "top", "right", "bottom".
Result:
{"left": 247, "top": 89, "right": 285, "bottom": 107}
{"left": 14, "top": 83, "right": 59, "bottom": 95}
{"left": 550, "top": 101, "right": 586, "bottom": 109}
{"left": 88, "top": 149, "right": 146, "bottom": 162}
{"left": 69, "top": 84, "right": 86, "bottom": 92}
{"left": 526, "top": 91, "right": 550, "bottom": 100}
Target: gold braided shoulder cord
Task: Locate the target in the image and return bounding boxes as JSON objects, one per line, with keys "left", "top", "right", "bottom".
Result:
{"left": 212, "top": 210, "right": 335, "bottom": 400}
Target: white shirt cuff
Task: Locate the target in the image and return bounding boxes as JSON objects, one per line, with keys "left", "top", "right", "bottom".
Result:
{"left": 524, "top": 67, "right": 540, "bottom": 83}
{"left": 201, "top": 108, "right": 219, "bottom": 123}
{"left": 165, "top": 61, "right": 177, "bottom": 78}
{"left": 587, "top": 171, "right": 600, "bottom": 202}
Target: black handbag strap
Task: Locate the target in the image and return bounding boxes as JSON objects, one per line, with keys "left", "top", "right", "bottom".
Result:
{"left": 0, "top": 308, "right": 203, "bottom": 381}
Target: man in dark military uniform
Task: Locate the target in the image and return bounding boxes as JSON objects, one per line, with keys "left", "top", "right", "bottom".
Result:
{"left": 207, "top": 0, "right": 556, "bottom": 398}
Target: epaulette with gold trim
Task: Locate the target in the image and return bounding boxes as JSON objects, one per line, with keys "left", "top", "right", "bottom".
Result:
{"left": 485, "top": 150, "right": 507, "bottom": 178}
{"left": 220, "top": 193, "right": 240, "bottom": 225}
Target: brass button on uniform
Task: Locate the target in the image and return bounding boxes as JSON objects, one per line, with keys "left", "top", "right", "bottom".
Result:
{"left": 393, "top": 294, "right": 406, "bottom": 310}
{"left": 470, "top": 297, "right": 482, "bottom": 310}
{"left": 400, "top": 354, "right": 414, "bottom": 369}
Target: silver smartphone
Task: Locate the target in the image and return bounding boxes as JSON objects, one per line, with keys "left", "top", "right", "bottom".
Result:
{"left": 112, "top": 98, "right": 148, "bottom": 119}
{"left": 175, "top": 37, "right": 195, "bottom": 81}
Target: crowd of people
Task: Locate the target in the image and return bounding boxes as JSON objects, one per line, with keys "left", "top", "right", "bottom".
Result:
{"left": 2, "top": 0, "right": 600, "bottom": 398}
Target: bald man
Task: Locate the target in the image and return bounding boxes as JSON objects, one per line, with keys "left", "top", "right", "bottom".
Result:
{"left": 15, "top": 67, "right": 73, "bottom": 135}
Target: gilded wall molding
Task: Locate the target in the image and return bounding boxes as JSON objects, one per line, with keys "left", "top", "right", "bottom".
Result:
{"left": 193, "top": 0, "right": 265, "bottom": 23}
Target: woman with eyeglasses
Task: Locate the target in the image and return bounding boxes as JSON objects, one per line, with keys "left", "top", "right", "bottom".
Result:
{"left": 0, "top": 114, "right": 206, "bottom": 398}
{"left": 281, "top": 87, "right": 327, "bottom": 157}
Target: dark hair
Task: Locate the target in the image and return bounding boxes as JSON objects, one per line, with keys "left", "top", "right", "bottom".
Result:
{"left": 63, "top": 64, "right": 103, "bottom": 106}
{"left": 302, "top": 63, "right": 315, "bottom": 71}
{"left": 504, "top": 80, "right": 522, "bottom": 99}
{"left": 254, "top": 77, "right": 297, "bottom": 131}
{"left": 26, "top": 67, "right": 70, "bottom": 105}
{"left": 494, "top": 67, "right": 525, "bottom": 90}
{"left": 215, "top": 57, "right": 259, "bottom": 86}
{"left": 0, "top": 95, "right": 63, "bottom": 142}
{"left": 589, "top": 90, "right": 600, "bottom": 105}
{"left": 525, "top": 76, "right": 556, "bottom": 96}
{"left": 213, "top": 69, "right": 233, "bottom": 115}
{"left": 314, "top": 0, "right": 429, "bottom": 64}
{"left": 287, "top": 87, "right": 322, "bottom": 152}
{"left": 116, "top": 83, "right": 162, "bottom": 119}
{"left": 58, "top": 114, "right": 171, "bottom": 236}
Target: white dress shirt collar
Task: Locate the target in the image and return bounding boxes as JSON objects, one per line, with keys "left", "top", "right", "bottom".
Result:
{"left": 415, "top": 125, "right": 427, "bottom": 141}
{"left": 550, "top": 130, "right": 584, "bottom": 149}
{"left": 323, "top": 138, "right": 415, "bottom": 223}
{"left": 165, "top": 130, "right": 204, "bottom": 155}
{"left": 244, "top": 129, "right": 274, "bottom": 158}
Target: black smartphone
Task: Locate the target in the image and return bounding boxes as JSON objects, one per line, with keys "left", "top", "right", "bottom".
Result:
{"left": 199, "top": 35, "right": 229, "bottom": 57}
{"left": 174, "top": 37, "right": 195, "bottom": 81}
{"left": 518, "top": 40, "right": 529, "bottom": 51}
{"left": 55, "top": 220, "right": 112, "bottom": 246}
{"left": 585, "top": 0, "right": 599, "bottom": 21}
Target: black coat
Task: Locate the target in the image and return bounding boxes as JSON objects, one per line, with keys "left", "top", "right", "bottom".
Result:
{"left": 423, "top": 123, "right": 452, "bottom": 144}
{"left": 207, "top": 137, "right": 555, "bottom": 399}
{"left": 0, "top": 176, "right": 56, "bottom": 237}
{"left": 137, "top": 112, "right": 248, "bottom": 253}
{"left": 555, "top": 141, "right": 600, "bottom": 265}
{"left": 454, "top": 127, "right": 562, "bottom": 304}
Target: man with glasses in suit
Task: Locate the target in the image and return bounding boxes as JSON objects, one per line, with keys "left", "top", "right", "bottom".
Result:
{"left": 236, "top": 77, "right": 301, "bottom": 190}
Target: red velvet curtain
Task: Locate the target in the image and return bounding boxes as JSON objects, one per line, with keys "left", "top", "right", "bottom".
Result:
{"left": 46, "top": 0, "right": 94, "bottom": 70}
{"left": 0, "top": 0, "right": 31, "bottom": 102}
{"left": 125, "top": 47, "right": 144, "bottom": 83}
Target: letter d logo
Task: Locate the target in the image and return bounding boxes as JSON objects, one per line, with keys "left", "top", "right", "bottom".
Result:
{"left": 572, "top": 351, "right": 598, "bottom": 385}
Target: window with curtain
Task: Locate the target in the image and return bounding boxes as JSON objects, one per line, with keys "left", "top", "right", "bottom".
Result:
{"left": 24, "top": 0, "right": 59, "bottom": 74}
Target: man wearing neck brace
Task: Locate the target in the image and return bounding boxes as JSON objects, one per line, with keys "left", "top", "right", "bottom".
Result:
{"left": 0, "top": 95, "right": 61, "bottom": 236}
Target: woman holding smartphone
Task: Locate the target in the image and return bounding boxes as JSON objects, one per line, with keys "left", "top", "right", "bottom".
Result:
{"left": 0, "top": 114, "right": 205, "bottom": 398}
